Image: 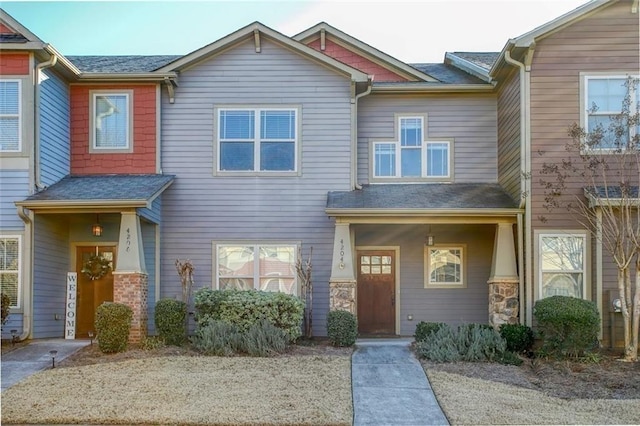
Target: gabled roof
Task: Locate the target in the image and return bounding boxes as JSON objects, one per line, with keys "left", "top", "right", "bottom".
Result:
{"left": 293, "top": 22, "right": 438, "bottom": 82}
{"left": 16, "top": 174, "right": 175, "bottom": 210}
{"left": 156, "top": 21, "right": 370, "bottom": 82}
{"left": 0, "top": 8, "right": 45, "bottom": 50}
{"left": 67, "top": 55, "right": 181, "bottom": 73}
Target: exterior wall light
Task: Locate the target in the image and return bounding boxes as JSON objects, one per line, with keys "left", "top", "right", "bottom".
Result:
{"left": 92, "top": 214, "right": 103, "bottom": 237}
{"left": 612, "top": 298, "right": 622, "bottom": 313}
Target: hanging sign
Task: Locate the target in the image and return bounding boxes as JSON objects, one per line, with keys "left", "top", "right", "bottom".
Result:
{"left": 65, "top": 272, "right": 78, "bottom": 340}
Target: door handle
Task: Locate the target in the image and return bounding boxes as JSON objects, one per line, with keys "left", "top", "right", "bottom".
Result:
{"left": 391, "top": 294, "right": 395, "bottom": 306}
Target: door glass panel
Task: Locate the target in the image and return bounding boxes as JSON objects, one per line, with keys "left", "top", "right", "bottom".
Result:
{"left": 361, "top": 265, "right": 370, "bottom": 274}
{"left": 382, "top": 256, "right": 391, "bottom": 265}
{"left": 361, "top": 256, "right": 370, "bottom": 265}
{"left": 371, "top": 256, "right": 381, "bottom": 265}
{"left": 382, "top": 265, "right": 392, "bottom": 274}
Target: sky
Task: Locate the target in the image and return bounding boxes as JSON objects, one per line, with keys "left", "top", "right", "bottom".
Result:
{"left": 2, "top": 0, "right": 590, "bottom": 63}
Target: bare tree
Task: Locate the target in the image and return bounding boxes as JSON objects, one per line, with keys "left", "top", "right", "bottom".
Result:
{"left": 175, "top": 259, "right": 195, "bottom": 334}
{"left": 296, "top": 246, "right": 313, "bottom": 338}
{"left": 540, "top": 77, "right": 639, "bottom": 361}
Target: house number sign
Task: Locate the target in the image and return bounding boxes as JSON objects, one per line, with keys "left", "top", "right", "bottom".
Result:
{"left": 339, "top": 238, "right": 345, "bottom": 269}
{"left": 65, "top": 272, "right": 77, "bottom": 340}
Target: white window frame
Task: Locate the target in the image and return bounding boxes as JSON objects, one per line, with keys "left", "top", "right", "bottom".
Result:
{"left": 214, "top": 242, "right": 299, "bottom": 296}
{"left": 424, "top": 244, "right": 466, "bottom": 288}
{"left": 216, "top": 107, "right": 299, "bottom": 175}
{"left": 581, "top": 74, "right": 640, "bottom": 152}
{"left": 372, "top": 114, "right": 453, "bottom": 182}
{"left": 89, "top": 90, "right": 133, "bottom": 153}
{"left": 0, "top": 235, "right": 21, "bottom": 309}
{"left": 537, "top": 231, "right": 588, "bottom": 300}
{"left": 0, "top": 79, "right": 22, "bottom": 153}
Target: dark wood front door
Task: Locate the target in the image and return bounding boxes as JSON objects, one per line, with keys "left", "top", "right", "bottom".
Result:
{"left": 357, "top": 250, "right": 396, "bottom": 335}
{"left": 76, "top": 246, "right": 115, "bottom": 338}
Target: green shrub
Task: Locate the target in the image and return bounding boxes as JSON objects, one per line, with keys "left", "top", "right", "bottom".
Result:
{"left": 155, "top": 298, "right": 187, "bottom": 346}
{"left": 191, "top": 320, "right": 242, "bottom": 356}
{"left": 499, "top": 323, "right": 534, "bottom": 353}
{"left": 194, "top": 289, "right": 304, "bottom": 342}
{"left": 414, "top": 321, "right": 447, "bottom": 342}
{"left": 242, "top": 320, "right": 289, "bottom": 356}
{"left": 95, "top": 302, "right": 132, "bottom": 353}
{"left": 327, "top": 310, "right": 357, "bottom": 347}
{"left": 533, "top": 296, "right": 600, "bottom": 358}
{"left": 1, "top": 292, "right": 10, "bottom": 325}
{"left": 498, "top": 351, "right": 523, "bottom": 366}
{"left": 140, "top": 335, "right": 166, "bottom": 351}
{"left": 416, "top": 323, "right": 507, "bottom": 363}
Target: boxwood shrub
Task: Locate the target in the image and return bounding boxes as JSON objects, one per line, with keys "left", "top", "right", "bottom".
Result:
{"left": 155, "top": 298, "right": 187, "bottom": 346}
{"left": 327, "top": 310, "right": 357, "bottom": 347}
{"left": 95, "top": 302, "right": 132, "bottom": 353}
{"left": 533, "top": 295, "right": 600, "bottom": 358}
{"left": 499, "top": 323, "right": 534, "bottom": 353}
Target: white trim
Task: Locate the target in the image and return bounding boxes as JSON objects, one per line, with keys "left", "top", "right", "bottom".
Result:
{"left": 0, "top": 234, "right": 22, "bottom": 309}
{"left": 0, "top": 79, "right": 22, "bottom": 153}
{"left": 89, "top": 90, "right": 134, "bottom": 153}
{"left": 424, "top": 244, "right": 466, "bottom": 289}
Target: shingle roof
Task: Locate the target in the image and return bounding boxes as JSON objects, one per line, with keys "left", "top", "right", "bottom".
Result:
{"left": 66, "top": 55, "right": 181, "bottom": 73}
{"left": 23, "top": 174, "right": 175, "bottom": 202}
{"left": 0, "top": 33, "right": 28, "bottom": 43}
{"left": 448, "top": 52, "right": 500, "bottom": 71}
{"left": 327, "top": 183, "right": 518, "bottom": 210}
{"left": 409, "top": 63, "right": 487, "bottom": 84}
{"left": 586, "top": 185, "right": 640, "bottom": 199}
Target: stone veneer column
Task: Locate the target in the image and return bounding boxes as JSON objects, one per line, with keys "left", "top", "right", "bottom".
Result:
{"left": 329, "top": 221, "right": 357, "bottom": 315}
{"left": 329, "top": 280, "right": 357, "bottom": 314}
{"left": 113, "top": 272, "right": 148, "bottom": 343}
{"left": 488, "top": 223, "right": 520, "bottom": 328}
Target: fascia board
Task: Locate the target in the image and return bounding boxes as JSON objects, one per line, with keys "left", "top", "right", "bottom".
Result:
{"left": 325, "top": 208, "right": 523, "bottom": 217}
{"left": 293, "top": 22, "right": 438, "bottom": 83}
{"left": 371, "top": 83, "right": 495, "bottom": 94}
{"left": 156, "top": 22, "right": 369, "bottom": 82}
{"left": 0, "top": 41, "right": 46, "bottom": 50}
{"left": 76, "top": 72, "right": 178, "bottom": 82}
{"left": 15, "top": 200, "right": 148, "bottom": 210}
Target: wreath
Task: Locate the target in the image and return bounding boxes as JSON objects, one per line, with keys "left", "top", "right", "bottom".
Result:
{"left": 81, "top": 254, "right": 112, "bottom": 280}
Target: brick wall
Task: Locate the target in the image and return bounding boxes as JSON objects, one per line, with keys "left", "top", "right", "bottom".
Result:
{"left": 113, "top": 273, "right": 148, "bottom": 343}
{"left": 70, "top": 84, "right": 157, "bottom": 174}
{"left": 306, "top": 38, "right": 408, "bottom": 82}
{"left": 0, "top": 53, "right": 29, "bottom": 75}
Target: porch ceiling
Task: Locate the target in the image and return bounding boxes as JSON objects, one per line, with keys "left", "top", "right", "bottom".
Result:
{"left": 15, "top": 174, "right": 175, "bottom": 211}
{"left": 326, "top": 183, "right": 520, "bottom": 217}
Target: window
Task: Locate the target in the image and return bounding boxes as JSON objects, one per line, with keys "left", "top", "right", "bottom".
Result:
{"left": 539, "top": 233, "right": 587, "bottom": 299}
{"left": 0, "top": 236, "right": 20, "bottom": 308}
{"left": 90, "top": 91, "right": 132, "bottom": 151}
{"left": 218, "top": 108, "right": 297, "bottom": 172}
{"left": 425, "top": 246, "right": 464, "bottom": 288}
{"left": 373, "top": 116, "right": 451, "bottom": 180}
{"left": 0, "top": 80, "right": 21, "bottom": 152}
{"left": 216, "top": 244, "right": 297, "bottom": 295}
{"left": 584, "top": 75, "right": 639, "bottom": 149}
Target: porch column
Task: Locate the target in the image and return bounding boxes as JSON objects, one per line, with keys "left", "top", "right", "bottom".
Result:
{"left": 488, "top": 222, "right": 519, "bottom": 328}
{"left": 113, "top": 211, "right": 148, "bottom": 343}
{"left": 329, "top": 222, "right": 357, "bottom": 315}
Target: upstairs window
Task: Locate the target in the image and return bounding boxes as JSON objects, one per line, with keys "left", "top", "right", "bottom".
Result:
{"left": 218, "top": 108, "right": 297, "bottom": 173}
{"left": 373, "top": 116, "right": 452, "bottom": 180}
{"left": 584, "top": 75, "right": 639, "bottom": 149}
{"left": 0, "top": 80, "right": 21, "bottom": 152}
{"left": 90, "top": 91, "right": 132, "bottom": 152}
{"left": 0, "top": 236, "right": 20, "bottom": 308}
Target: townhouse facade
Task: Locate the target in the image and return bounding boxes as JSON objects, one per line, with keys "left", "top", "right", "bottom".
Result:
{"left": 0, "top": 0, "right": 637, "bottom": 346}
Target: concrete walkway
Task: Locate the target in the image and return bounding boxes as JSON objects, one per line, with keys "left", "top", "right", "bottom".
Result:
{"left": 352, "top": 339, "right": 449, "bottom": 426}
{"left": 1, "top": 339, "right": 90, "bottom": 392}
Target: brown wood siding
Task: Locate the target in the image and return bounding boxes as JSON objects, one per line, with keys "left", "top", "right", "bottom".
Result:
{"left": 497, "top": 68, "right": 521, "bottom": 202}
{"left": 528, "top": 0, "right": 639, "bottom": 342}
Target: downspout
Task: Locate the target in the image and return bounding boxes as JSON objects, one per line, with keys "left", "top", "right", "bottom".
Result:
{"left": 34, "top": 49, "right": 58, "bottom": 191}
{"left": 351, "top": 76, "right": 373, "bottom": 190}
{"left": 16, "top": 206, "right": 33, "bottom": 340}
{"left": 504, "top": 47, "right": 533, "bottom": 325}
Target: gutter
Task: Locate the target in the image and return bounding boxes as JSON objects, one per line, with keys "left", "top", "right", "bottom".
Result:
{"left": 371, "top": 83, "right": 495, "bottom": 94}
{"left": 325, "top": 207, "right": 523, "bottom": 217}
{"left": 352, "top": 77, "right": 373, "bottom": 190}
{"left": 15, "top": 206, "right": 33, "bottom": 341}
{"left": 34, "top": 49, "right": 58, "bottom": 191}
{"left": 15, "top": 199, "right": 150, "bottom": 210}
{"left": 76, "top": 72, "right": 178, "bottom": 82}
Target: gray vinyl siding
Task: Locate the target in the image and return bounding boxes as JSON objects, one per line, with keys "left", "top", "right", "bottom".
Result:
{"left": 1, "top": 314, "right": 22, "bottom": 339}
{"left": 497, "top": 68, "right": 521, "bottom": 203}
{"left": 160, "top": 38, "right": 353, "bottom": 336}
{"left": 141, "top": 220, "right": 157, "bottom": 334}
{"left": 354, "top": 223, "right": 494, "bottom": 335}
{"left": 0, "top": 169, "right": 29, "bottom": 229}
{"left": 39, "top": 68, "right": 70, "bottom": 187}
{"left": 32, "top": 214, "right": 69, "bottom": 338}
{"left": 357, "top": 94, "right": 498, "bottom": 184}
{"left": 138, "top": 197, "right": 161, "bottom": 225}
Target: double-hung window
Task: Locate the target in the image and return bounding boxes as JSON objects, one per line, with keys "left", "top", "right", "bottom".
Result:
{"left": 538, "top": 232, "right": 587, "bottom": 299}
{"left": 218, "top": 108, "right": 297, "bottom": 172}
{"left": 373, "top": 116, "right": 451, "bottom": 180}
{"left": 584, "top": 75, "right": 639, "bottom": 149}
{"left": 216, "top": 243, "right": 297, "bottom": 295}
{"left": 425, "top": 245, "right": 465, "bottom": 288}
{"left": 0, "top": 80, "right": 21, "bottom": 152}
{"left": 0, "top": 236, "right": 20, "bottom": 308}
{"left": 90, "top": 91, "right": 132, "bottom": 152}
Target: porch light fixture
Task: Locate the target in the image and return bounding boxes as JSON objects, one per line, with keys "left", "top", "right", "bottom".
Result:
{"left": 612, "top": 298, "right": 622, "bottom": 313}
{"left": 49, "top": 350, "right": 58, "bottom": 368}
{"left": 92, "top": 214, "right": 103, "bottom": 237}
{"left": 425, "top": 225, "right": 434, "bottom": 246}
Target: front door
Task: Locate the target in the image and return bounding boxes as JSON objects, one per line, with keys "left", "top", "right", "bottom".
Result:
{"left": 357, "top": 250, "right": 396, "bottom": 335}
{"left": 76, "top": 246, "right": 116, "bottom": 338}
